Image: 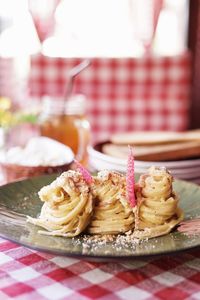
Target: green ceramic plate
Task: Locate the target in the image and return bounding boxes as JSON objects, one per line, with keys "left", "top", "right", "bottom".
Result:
{"left": 0, "top": 174, "right": 200, "bottom": 259}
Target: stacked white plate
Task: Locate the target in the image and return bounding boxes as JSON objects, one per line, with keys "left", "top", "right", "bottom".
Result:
{"left": 88, "top": 146, "right": 200, "bottom": 184}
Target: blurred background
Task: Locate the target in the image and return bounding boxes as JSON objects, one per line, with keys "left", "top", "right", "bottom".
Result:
{"left": 0, "top": 0, "right": 199, "bottom": 145}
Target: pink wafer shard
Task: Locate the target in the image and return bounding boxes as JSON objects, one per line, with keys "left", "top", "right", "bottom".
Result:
{"left": 177, "top": 219, "right": 200, "bottom": 234}
{"left": 126, "top": 146, "right": 136, "bottom": 207}
{"left": 74, "top": 160, "right": 93, "bottom": 184}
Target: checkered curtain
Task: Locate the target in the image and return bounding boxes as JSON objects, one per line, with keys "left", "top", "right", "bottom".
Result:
{"left": 30, "top": 53, "right": 191, "bottom": 142}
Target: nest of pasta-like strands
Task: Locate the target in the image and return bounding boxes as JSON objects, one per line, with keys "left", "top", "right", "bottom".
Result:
{"left": 0, "top": 161, "right": 73, "bottom": 183}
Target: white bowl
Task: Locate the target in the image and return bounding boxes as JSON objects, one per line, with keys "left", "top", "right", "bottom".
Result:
{"left": 88, "top": 143, "right": 200, "bottom": 182}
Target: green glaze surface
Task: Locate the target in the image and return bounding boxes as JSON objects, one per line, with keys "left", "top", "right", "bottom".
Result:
{"left": 0, "top": 174, "right": 199, "bottom": 259}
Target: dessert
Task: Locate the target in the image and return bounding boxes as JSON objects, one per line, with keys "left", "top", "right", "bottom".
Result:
{"left": 133, "top": 166, "right": 184, "bottom": 238}
{"left": 27, "top": 149, "right": 184, "bottom": 240}
{"left": 87, "top": 170, "right": 135, "bottom": 234}
{"left": 27, "top": 170, "right": 93, "bottom": 237}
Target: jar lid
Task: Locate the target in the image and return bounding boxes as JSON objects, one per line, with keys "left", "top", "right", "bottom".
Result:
{"left": 65, "top": 94, "right": 86, "bottom": 114}
{"left": 42, "top": 94, "right": 87, "bottom": 115}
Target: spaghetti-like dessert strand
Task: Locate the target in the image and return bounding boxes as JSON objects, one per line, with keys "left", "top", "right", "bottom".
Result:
{"left": 133, "top": 166, "right": 184, "bottom": 239}
{"left": 27, "top": 170, "right": 93, "bottom": 237}
{"left": 87, "top": 170, "right": 135, "bottom": 235}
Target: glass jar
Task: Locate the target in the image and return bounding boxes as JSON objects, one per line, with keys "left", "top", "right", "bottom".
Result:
{"left": 39, "top": 95, "right": 91, "bottom": 166}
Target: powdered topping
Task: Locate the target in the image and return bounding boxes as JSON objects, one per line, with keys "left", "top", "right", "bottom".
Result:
{"left": 94, "top": 170, "right": 126, "bottom": 192}
{"left": 126, "top": 146, "right": 136, "bottom": 207}
{"left": 38, "top": 170, "right": 90, "bottom": 203}
{"left": 57, "top": 170, "right": 90, "bottom": 194}
{"left": 77, "top": 233, "right": 141, "bottom": 251}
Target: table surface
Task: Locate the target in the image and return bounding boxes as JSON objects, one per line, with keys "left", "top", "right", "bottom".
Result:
{"left": 0, "top": 237, "right": 200, "bottom": 300}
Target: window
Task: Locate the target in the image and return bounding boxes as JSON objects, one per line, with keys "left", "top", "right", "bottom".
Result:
{"left": 39, "top": 0, "right": 189, "bottom": 57}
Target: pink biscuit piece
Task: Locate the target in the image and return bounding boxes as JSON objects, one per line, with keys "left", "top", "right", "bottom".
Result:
{"left": 74, "top": 160, "right": 93, "bottom": 184}
{"left": 126, "top": 146, "right": 136, "bottom": 207}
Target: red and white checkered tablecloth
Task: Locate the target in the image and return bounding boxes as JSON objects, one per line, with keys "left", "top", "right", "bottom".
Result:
{"left": 0, "top": 237, "right": 200, "bottom": 300}
{"left": 29, "top": 52, "right": 191, "bottom": 143}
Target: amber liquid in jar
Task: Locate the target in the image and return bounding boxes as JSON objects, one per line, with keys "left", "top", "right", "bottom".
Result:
{"left": 40, "top": 96, "right": 90, "bottom": 166}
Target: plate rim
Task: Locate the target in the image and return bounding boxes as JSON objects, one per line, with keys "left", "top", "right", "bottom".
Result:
{"left": 0, "top": 230, "right": 200, "bottom": 260}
